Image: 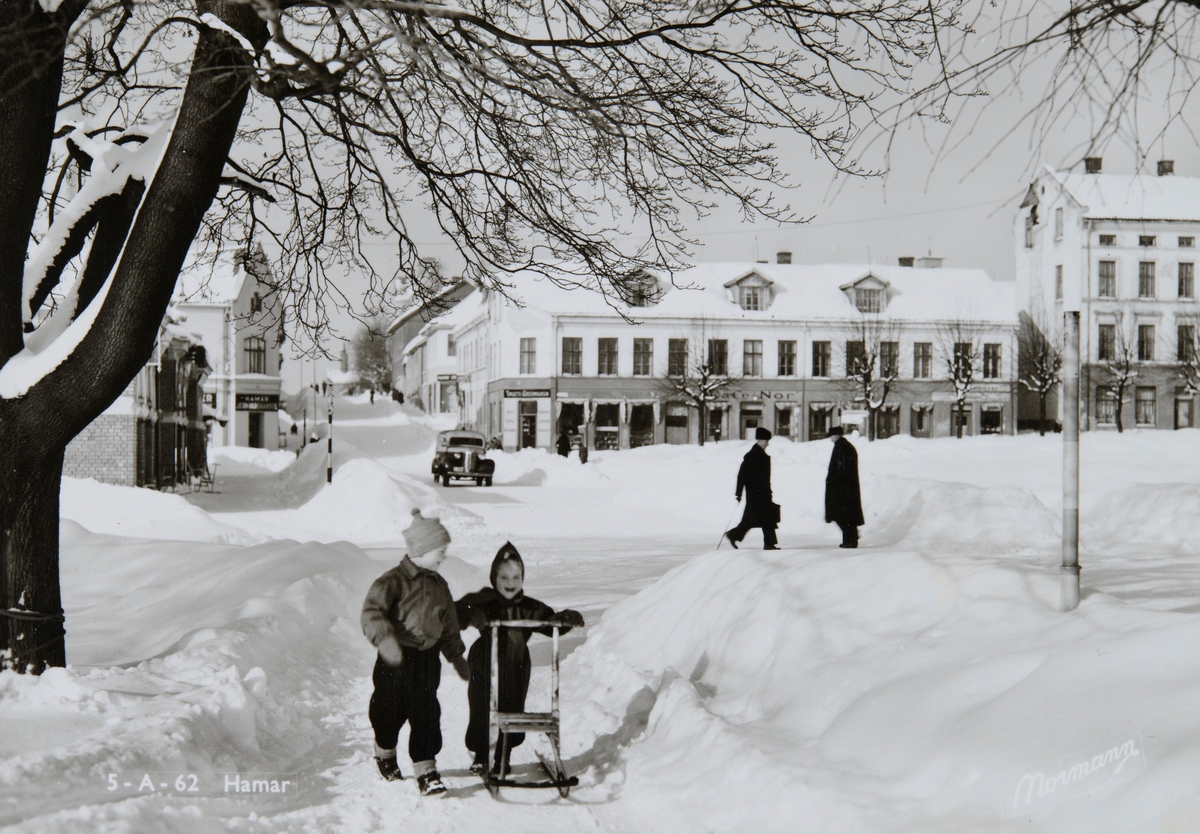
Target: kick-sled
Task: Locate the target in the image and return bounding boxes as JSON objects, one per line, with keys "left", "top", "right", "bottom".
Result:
{"left": 481, "top": 619, "right": 579, "bottom": 799}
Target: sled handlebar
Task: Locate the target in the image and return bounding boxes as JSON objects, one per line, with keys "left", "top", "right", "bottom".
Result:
{"left": 485, "top": 619, "right": 564, "bottom": 628}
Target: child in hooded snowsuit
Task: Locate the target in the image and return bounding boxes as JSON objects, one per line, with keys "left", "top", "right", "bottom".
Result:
{"left": 361, "top": 508, "right": 470, "bottom": 796}
{"left": 456, "top": 543, "right": 584, "bottom": 774}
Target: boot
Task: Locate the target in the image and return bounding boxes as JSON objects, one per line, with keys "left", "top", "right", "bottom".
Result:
{"left": 375, "top": 757, "right": 403, "bottom": 782}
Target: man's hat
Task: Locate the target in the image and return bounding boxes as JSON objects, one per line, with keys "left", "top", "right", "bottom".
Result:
{"left": 755, "top": 427, "right": 772, "bottom": 441}
{"left": 828, "top": 425, "right": 844, "bottom": 436}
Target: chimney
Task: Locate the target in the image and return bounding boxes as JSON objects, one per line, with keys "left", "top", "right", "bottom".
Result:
{"left": 898, "top": 257, "right": 915, "bottom": 267}
{"left": 916, "top": 256, "right": 943, "bottom": 269}
{"left": 755, "top": 259, "right": 768, "bottom": 264}
{"left": 776, "top": 251, "right": 792, "bottom": 264}
{"left": 1158, "top": 160, "right": 1175, "bottom": 176}
{"left": 1085, "top": 157, "right": 1102, "bottom": 174}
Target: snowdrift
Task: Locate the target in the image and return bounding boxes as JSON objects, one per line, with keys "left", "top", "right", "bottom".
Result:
{"left": 60, "top": 478, "right": 261, "bottom": 544}
{"left": 563, "top": 548, "right": 1200, "bottom": 833}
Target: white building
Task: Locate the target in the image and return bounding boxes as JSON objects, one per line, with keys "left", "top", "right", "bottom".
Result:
{"left": 1016, "top": 159, "right": 1200, "bottom": 430}
{"left": 173, "top": 246, "right": 284, "bottom": 448}
{"left": 448, "top": 260, "right": 1018, "bottom": 450}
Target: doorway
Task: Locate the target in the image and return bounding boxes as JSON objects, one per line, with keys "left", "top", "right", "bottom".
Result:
{"left": 248, "top": 412, "right": 264, "bottom": 448}
{"left": 629, "top": 404, "right": 655, "bottom": 447}
{"left": 519, "top": 401, "right": 537, "bottom": 449}
{"left": 739, "top": 404, "right": 763, "bottom": 440}
{"left": 1177, "top": 396, "right": 1194, "bottom": 429}
{"left": 665, "top": 403, "right": 689, "bottom": 444}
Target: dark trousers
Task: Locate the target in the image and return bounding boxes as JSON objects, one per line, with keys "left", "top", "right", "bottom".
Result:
{"left": 465, "top": 640, "right": 532, "bottom": 764}
{"left": 727, "top": 519, "right": 778, "bottom": 548}
{"left": 837, "top": 521, "right": 859, "bottom": 548}
{"left": 369, "top": 648, "right": 443, "bottom": 763}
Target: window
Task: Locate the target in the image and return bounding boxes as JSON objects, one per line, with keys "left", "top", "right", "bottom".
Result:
{"left": 707, "top": 339, "right": 728, "bottom": 375}
{"left": 778, "top": 340, "right": 796, "bottom": 376}
{"left": 812, "top": 341, "right": 831, "bottom": 377}
{"left": 953, "top": 342, "right": 974, "bottom": 377}
{"left": 623, "top": 277, "right": 660, "bottom": 307}
{"left": 913, "top": 343, "right": 932, "bottom": 379}
{"left": 446, "top": 334, "right": 456, "bottom": 356}
{"left": 880, "top": 342, "right": 899, "bottom": 377}
{"left": 809, "top": 405, "right": 833, "bottom": 439}
{"left": 1139, "top": 262, "right": 1156, "bottom": 298}
{"left": 878, "top": 406, "right": 900, "bottom": 439}
{"left": 983, "top": 343, "right": 1002, "bottom": 379}
{"left": 1098, "top": 261, "right": 1116, "bottom": 297}
{"left": 1055, "top": 265, "right": 1063, "bottom": 300}
{"left": 562, "top": 337, "right": 582, "bottom": 375}
{"left": 1096, "top": 387, "right": 1116, "bottom": 424}
{"left": 739, "top": 286, "right": 766, "bottom": 311}
{"left": 598, "top": 338, "right": 618, "bottom": 375}
{"left": 668, "top": 339, "right": 687, "bottom": 376}
{"left": 1136, "top": 386, "right": 1157, "bottom": 425}
{"left": 776, "top": 407, "right": 792, "bottom": 437}
{"left": 1178, "top": 325, "right": 1195, "bottom": 362}
{"left": 910, "top": 405, "right": 933, "bottom": 437}
{"left": 981, "top": 406, "right": 1004, "bottom": 435}
{"left": 520, "top": 337, "right": 537, "bottom": 374}
{"left": 1180, "top": 263, "right": 1195, "bottom": 299}
{"left": 855, "top": 288, "right": 883, "bottom": 313}
{"left": 1098, "top": 324, "right": 1116, "bottom": 361}
{"left": 743, "top": 340, "right": 763, "bottom": 377}
{"left": 244, "top": 335, "right": 266, "bottom": 374}
{"left": 1054, "top": 207, "right": 1064, "bottom": 239}
{"left": 1181, "top": 236, "right": 1195, "bottom": 248}
{"left": 249, "top": 293, "right": 262, "bottom": 314}
{"left": 594, "top": 403, "right": 620, "bottom": 449}
{"left": 1024, "top": 214, "right": 1034, "bottom": 248}
{"left": 1099, "top": 234, "right": 1116, "bottom": 246}
{"left": 633, "top": 338, "right": 653, "bottom": 376}
{"left": 1140, "top": 235, "right": 1157, "bottom": 247}
{"left": 1138, "top": 324, "right": 1155, "bottom": 361}
{"left": 846, "top": 341, "right": 867, "bottom": 377}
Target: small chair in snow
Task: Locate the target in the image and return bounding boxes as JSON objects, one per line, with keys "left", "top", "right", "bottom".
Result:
{"left": 482, "top": 619, "right": 579, "bottom": 799}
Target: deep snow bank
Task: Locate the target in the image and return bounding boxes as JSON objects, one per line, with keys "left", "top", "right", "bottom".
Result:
{"left": 60, "top": 478, "right": 261, "bottom": 544}
{"left": 562, "top": 548, "right": 1200, "bottom": 834}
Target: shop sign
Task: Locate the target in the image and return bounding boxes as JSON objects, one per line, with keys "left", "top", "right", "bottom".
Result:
{"left": 235, "top": 393, "right": 280, "bottom": 411}
{"left": 437, "top": 374, "right": 458, "bottom": 382}
{"left": 728, "top": 390, "right": 799, "bottom": 401}
{"left": 503, "top": 388, "right": 551, "bottom": 398}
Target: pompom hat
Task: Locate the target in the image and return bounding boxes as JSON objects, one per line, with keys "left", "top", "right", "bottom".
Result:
{"left": 404, "top": 508, "right": 451, "bottom": 558}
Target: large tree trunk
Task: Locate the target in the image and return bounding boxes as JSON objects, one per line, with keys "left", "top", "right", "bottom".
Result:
{"left": 0, "top": 2, "right": 268, "bottom": 673}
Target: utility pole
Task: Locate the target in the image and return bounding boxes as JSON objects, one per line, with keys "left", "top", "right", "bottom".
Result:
{"left": 327, "top": 391, "right": 334, "bottom": 484}
{"left": 1061, "top": 310, "right": 1080, "bottom": 611}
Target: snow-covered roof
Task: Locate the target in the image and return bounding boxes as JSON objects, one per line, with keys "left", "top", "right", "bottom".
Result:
{"left": 422, "top": 290, "right": 484, "bottom": 334}
{"left": 1050, "top": 169, "right": 1200, "bottom": 222}
{"left": 173, "top": 249, "right": 255, "bottom": 305}
{"left": 499, "top": 263, "right": 1016, "bottom": 325}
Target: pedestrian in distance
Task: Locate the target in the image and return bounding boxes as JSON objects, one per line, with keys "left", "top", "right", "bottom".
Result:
{"left": 456, "top": 543, "right": 584, "bottom": 776}
{"left": 825, "top": 426, "right": 864, "bottom": 548}
{"left": 555, "top": 429, "right": 571, "bottom": 458}
{"left": 578, "top": 439, "right": 589, "bottom": 464}
{"left": 725, "top": 427, "right": 780, "bottom": 550}
{"left": 361, "top": 508, "right": 471, "bottom": 796}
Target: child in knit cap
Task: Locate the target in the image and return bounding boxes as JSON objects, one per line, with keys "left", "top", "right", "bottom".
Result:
{"left": 361, "top": 508, "right": 470, "bottom": 796}
{"left": 456, "top": 542, "right": 584, "bottom": 775}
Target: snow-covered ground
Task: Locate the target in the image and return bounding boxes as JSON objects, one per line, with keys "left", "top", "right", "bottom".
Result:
{"left": 6, "top": 400, "right": 1200, "bottom": 833}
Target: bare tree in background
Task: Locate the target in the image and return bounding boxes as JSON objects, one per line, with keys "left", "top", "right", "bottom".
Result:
{"left": 1098, "top": 316, "right": 1138, "bottom": 433}
{"left": 841, "top": 316, "right": 901, "bottom": 441}
{"left": 1018, "top": 309, "right": 1063, "bottom": 436}
{"left": 1178, "top": 322, "right": 1200, "bottom": 399}
{"left": 352, "top": 315, "right": 394, "bottom": 396}
{"left": 0, "top": 0, "right": 964, "bottom": 672}
{"left": 937, "top": 322, "right": 980, "bottom": 439}
{"left": 657, "top": 319, "right": 737, "bottom": 446}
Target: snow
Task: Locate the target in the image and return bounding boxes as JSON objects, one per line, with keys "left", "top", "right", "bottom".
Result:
{"left": 8, "top": 397, "right": 1200, "bottom": 832}
{"left": 1052, "top": 167, "right": 1200, "bottom": 222}
{"left": 209, "top": 446, "right": 296, "bottom": 474}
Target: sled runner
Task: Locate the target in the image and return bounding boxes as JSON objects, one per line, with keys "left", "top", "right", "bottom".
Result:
{"left": 482, "top": 619, "right": 579, "bottom": 799}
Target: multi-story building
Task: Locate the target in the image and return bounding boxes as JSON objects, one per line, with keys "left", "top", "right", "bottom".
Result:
{"left": 385, "top": 279, "right": 474, "bottom": 404}
{"left": 449, "top": 260, "right": 1018, "bottom": 450}
{"left": 1016, "top": 159, "right": 1200, "bottom": 430}
{"left": 173, "top": 245, "right": 285, "bottom": 448}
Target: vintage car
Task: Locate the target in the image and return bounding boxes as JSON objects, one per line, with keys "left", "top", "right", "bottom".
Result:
{"left": 431, "top": 429, "right": 495, "bottom": 486}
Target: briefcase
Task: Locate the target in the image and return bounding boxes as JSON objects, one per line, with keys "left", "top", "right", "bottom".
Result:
{"left": 768, "top": 502, "right": 781, "bottom": 525}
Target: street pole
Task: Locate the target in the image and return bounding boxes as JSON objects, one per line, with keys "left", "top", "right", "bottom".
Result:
{"left": 327, "top": 392, "right": 333, "bottom": 484}
{"left": 1061, "top": 310, "right": 1081, "bottom": 612}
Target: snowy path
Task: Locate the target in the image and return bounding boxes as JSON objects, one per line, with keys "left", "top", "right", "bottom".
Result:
{"left": 9, "top": 402, "right": 1200, "bottom": 833}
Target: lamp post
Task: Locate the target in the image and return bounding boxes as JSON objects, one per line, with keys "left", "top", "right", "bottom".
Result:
{"left": 1061, "top": 310, "right": 1080, "bottom": 611}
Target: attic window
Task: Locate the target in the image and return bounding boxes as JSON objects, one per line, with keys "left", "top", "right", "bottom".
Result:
{"left": 739, "top": 286, "right": 766, "bottom": 311}
{"left": 855, "top": 287, "right": 883, "bottom": 313}
{"left": 621, "top": 275, "right": 662, "bottom": 307}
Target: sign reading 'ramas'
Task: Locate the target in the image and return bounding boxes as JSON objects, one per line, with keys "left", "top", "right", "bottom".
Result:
{"left": 999, "top": 733, "right": 1146, "bottom": 819}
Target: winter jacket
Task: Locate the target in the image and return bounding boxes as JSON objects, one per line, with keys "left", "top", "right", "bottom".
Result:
{"left": 825, "top": 437, "right": 865, "bottom": 526}
{"left": 735, "top": 443, "right": 775, "bottom": 526}
{"left": 556, "top": 434, "right": 571, "bottom": 457}
{"left": 361, "top": 556, "right": 466, "bottom": 660}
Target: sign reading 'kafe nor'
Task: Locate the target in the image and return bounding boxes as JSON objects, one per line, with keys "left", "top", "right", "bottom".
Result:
{"left": 235, "top": 393, "right": 281, "bottom": 412}
{"left": 503, "top": 389, "right": 551, "bottom": 398}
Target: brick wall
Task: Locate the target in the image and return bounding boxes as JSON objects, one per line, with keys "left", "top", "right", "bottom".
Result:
{"left": 64, "top": 414, "right": 138, "bottom": 486}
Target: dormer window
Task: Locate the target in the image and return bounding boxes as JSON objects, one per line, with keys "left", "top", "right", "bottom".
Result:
{"left": 740, "top": 286, "right": 765, "bottom": 311}
{"left": 620, "top": 272, "right": 663, "bottom": 307}
{"left": 726, "top": 270, "right": 774, "bottom": 311}
{"left": 856, "top": 287, "right": 883, "bottom": 313}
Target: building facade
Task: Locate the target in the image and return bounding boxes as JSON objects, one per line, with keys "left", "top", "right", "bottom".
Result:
{"left": 64, "top": 317, "right": 210, "bottom": 488}
{"left": 173, "top": 245, "right": 285, "bottom": 449}
{"left": 386, "top": 280, "right": 474, "bottom": 407}
{"left": 448, "top": 261, "right": 1018, "bottom": 451}
{"left": 1016, "top": 160, "right": 1200, "bottom": 431}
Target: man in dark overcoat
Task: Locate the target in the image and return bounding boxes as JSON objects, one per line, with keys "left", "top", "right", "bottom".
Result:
{"left": 725, "top": 427, "right": 779, "bottom": 550}
{"left": 825, "top": 426, "right": 864, "bottom": 548}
